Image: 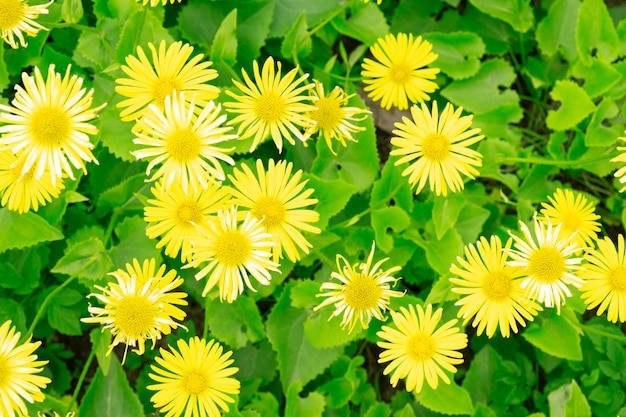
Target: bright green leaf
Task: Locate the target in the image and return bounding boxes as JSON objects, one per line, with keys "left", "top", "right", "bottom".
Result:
{"left": 417, "top": 380, "right": 475, "bottom": 415}
{"left": 536, "top": 0, "right": 581, "bottom": 61}
{"left": 364, "top": 402, "right": 392, "bottom": 417}
{"left": 0, "top": 299, "right": 26, "bottom": 333}
{"left": 0, "top": 209, "right": 63, "bottom": 253}
{"left": 284, "top": 381, "right": 325, "bottom": 417}
{"left": 210, "top": 8, "right": 238, "bottom": 82}
{"left": 455, "top": 203, "right": 491, "bottom": 243}
{"left": 390, "top": 0, "right": 443, "bottom": 35}
{"left": 371, "top": 207, "right": 411, "bottom": 252}
{"left": 97, "top": 105, "right": 135, "bottom": 162}
{"left": 270, "top": 0, "right": 343, "bottom": 38}
{"left": 423, "top": 31, "right": 485, "bottom": 79}
{"left": 0, "top": 45, "right": 9, "bottom": 92}
{"left": 585, "top": 98, "right": 622, "bottom": 147}
{"left": 48, "top": 303, "right": 82, "bottom": 335}
{"left": 576, "top": 0, "right": 619, "bottom": 65}
{"left": 303, "top": 175, "right": 357, "bottom": 230}
{"left": 468, "top": 0, "right": 534, "bottom": 33}
{"left": 52, "top": 237, "right": 114, "bottom": 282}
{"left": 331, "top": 3, "right": 389, "bottom": 46}
{"left": 572, "top": 58, "right": 621, "bottom": 98}
{"left": 319, "top": 377, "right": 355, "bottom": 409}
{"left": 546, "top": 80, "right": 595, "bottom": 131}
{"left": 304, "top": 307, "right": 363, "bottom": 349}
{"left": 61, "top": 0, "right": 84, "bottom": 23}
{"left": 523, "top": 309, "right": 583, "bottom": 361}
{"left": 73, "top": 19, "right": 119, "bottom": 72}
{"left": 281, "top": 12, "right": 311, "bottom": 60}
{"left": 370, "top": 157, "right": 414, "bottom": 213}
{"left": 472, "top": 103, "right": 523, "bottom": 141}
{"left": 206, "top": 295, "right": 264, "bottom": 349}
{"left": 90, "top": 328, "right": 112, "bottom": 376}
{"left": 473, "top": 404, "right": 497, "bottom": 417}
{"left": 566, "top": 380, "right": 592, "bottom": 417}
{"left": 432, "top": 194, "right": 466, "bottom": 240}
{"left": 476, "top": 138, "right": 520, "bottom": 191}
{"left": 394, "top": 404, "right": 416, "bottom": 417}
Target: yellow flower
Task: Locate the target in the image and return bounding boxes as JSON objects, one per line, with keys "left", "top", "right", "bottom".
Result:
{"left": 137, "top": 0, "right": 182, "bottom": 6}
{"left": 148, "top": 337, "right": 240, "bottom": 417}
{"left": 144, "top": 179, "right": 232, "bottom": 262}
{"left": 612, "top": 136, "right": 626, "bottom": 192}
{"left": 540, "top": 188, "right": 601, "bottom": 249}
{"left": 0, "top": 320, "right": 51, "bottom": 417}
{"left": 450, "top": 236, "right": 541, "bottom": 338}
{"left": 185, "top": 205, "right": 279, "bottom": 302}
{"left": 362, "top": 0, "right": 382, "bottom": 3}
{"left": 361, "top": 33, "right": 439, "bottom": 111}
{"left": 133, "top": 91, "right": 237, "bottom": 192}
{"left": 580, "top": 234, "right": 626, "bottom": 323}
{"left": 315, "top": 242, "right": 404, "bottom": 333}
{"left": 225, "top": 57, "right": 314, "bottom": 152}
{"left": 508, "top": 213, "right": 584, "bottom": 314}
{"left": 0, "top": 64, "right": 102, "bottom": 185}
{"left": 115, "top": 40, "right": 219, "bottom": 122}
{"left": 377, "top": 304, "right": 468, "bottom": 394}
{"left": 0, "top": 0, "right": 51, "bottom": 49}
{"left": 0, "top": 149, "right": 64, "bottom": 213}
{"left": 390, "top": 100, "right": 484, "bottom": 196}
{"left": 305, "top": 80, "right": 369, "bottom": 155}
{"left": 228, "top": 158, "right": 321, "bottom": 262}
{"left": 36, "top": 413, "right": 75, "bottom": 417}
{"left": 82, "top": 258, "right": 188, "bottom": 362}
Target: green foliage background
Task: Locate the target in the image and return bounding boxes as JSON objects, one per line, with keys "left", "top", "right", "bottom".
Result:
{"left": 3, "top": 0, "right": 626, "bottom": 416}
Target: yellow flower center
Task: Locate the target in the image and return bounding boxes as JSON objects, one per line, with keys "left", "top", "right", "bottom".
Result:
{"left": 608, "top": 265, "right": 626, "bottom": 292}
{"left": 214, "top": 230, "right": 252, "bottom": 267}
{"left": 182, "top": 370, "right": 208, "bottom": 395}
{"left": 482, "top": 271, "right": 512, "bottom": 301}
{"left": 390, "top": 63, "right": 411, "bottom": 84}
{"left": 152, "top": 77, "right": 181, "bottom": 106}
{"left": 252, "top": 196, "right": 286, "bottom": 228}
{"left": 528, "top": 247, "right": 566, "bottom": 284}
{"left": 166, "top": 128, "right": 201, "bottom": 162}
{"left": 343, "top": 273, "right": 383, "bottom": 311}
{"left": 0, "top": 0, "right": 24, "bottom": 30}
{"left": 114, "top": 295, "right": 158, "bottom": 339}
{"left": 310, "top": 96, "right": 343, "bottom": 131}
{"left": 255, "top": 91, "right": 285, "bottom": 123}
{"left": 0, "top": 355, "right": 9, "bottom": 387}
{"left": 175, "top": 201, "right": 203, "bottom": 226}
{"left": 30, "top": 106, "right": 71, "bottom": 147}
{"left": 407, "top": 332, "right": 435, "bottom": 362}
{"left": 422, "top": 133, "right": 450, "bottom": 162}
{"left": 558, "top": 211, "right": 581, "bottom": 235}
{"left": 10, "top": 162, "right": 34, "bottom": 182}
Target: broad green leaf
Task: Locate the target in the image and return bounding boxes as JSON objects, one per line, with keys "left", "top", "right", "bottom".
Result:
{"left": 370, "top": 157, "right": 414, "bottom": 213}
{"left": 284, "top": 381, "right": 325, "bottom": 417}
{"left": 473, "top": 404, "right": 497, "bottom": 417}
{"left": 96, "top": 173, "right": 147, "bottom": 216}
{"left": 0, "top": 209, "right": 63, "bottom": 253}
{"left": 417, "top": 380, "right": 475, "bottom": 415}
{"left": 536, "top": 0, "right": 581, "bottom": 61}
{"left": 566, "top": 380, "right": 592, "bottom": 417}
{"left": 331, "top": 3, "right": 389, "bottom": 46}
{"left": 395, "top": 404, "right": 416, "bottom": 417}
{"left": 546, "top": 81, "right": 595, "bottom": 131}
{"left": 371, "top": 206, "right": 411, "bottom": 252}
{"left": 425, "top": 274, "right": 458, "bottom": 305}
{"left": 73, "top": 18, "right": 119, "bottom": 72}
{"left": 407, "top": 227, "right": 465, "bottom": 277}
{"left": 319, "top": 377, "right": 355, "bottom": 409}
{"left": 576, "top": 0, "right": 619, "bottom": 65}
{"left": 0, "top": 299, "right": 26, "bottom": 333}
{"left": 459, "top": 5, "right": 514, "bottom": 55}
{"left": 109, "top": 215, "right": 161, "bottom": 267}
{"left": 270, "top": 0, "right": 343, "bottom": 38}
{"left": 266, "top": 284, "right": 342, "bottom": 390}
{"left": 423, "top": 32, "right": 485, "bottom": 79}
{"left": 281, "top": 12, "right": 311, "bottom": 60}
{"left": 116, "top": 9, "right": 172, "bottom": 65}
{"left": 364, "top": 403, "right": 392, "bottom": 417}
{"left": 432, "top": 194, "right": 466, "bottom": 240}
{"left": 571, "top": 58, "right": 621, "bottom": 98}
{"left": 462, "top": 345, "right": 505, "bottom": 405}
{"left": 0, "top": 45, "right": 9, "bottom": 92}
{"left": 391, "top": 0, "right": 443, "bottom": 35}
{"left": 97, "top": 105, "right": 135, "bottom": 162}
{"left": 523, "top": 309, "right": 583, "bottom": 361}
{"left": 61, "top": 0, "right": 84, "bottom": 24}
{"left": 0, "top": 246, "right": 47, "bottom": 295}
{"left": 77, "top": 355, "right": 143, "bottom": 417}
{"left": 476, "top": 138, "right": 520, "bottom": 192}
{"left": 245, "top": 392, "right": 280, "bottom": 417}
{"left": 48, "top": 303, "right": 82, "bottom": 335}
{"left": 304, "top": 307, "right": 363, "bottom": 349}
{"left": 585, "top": 98, "right": 621, "bottom": 147}
{"left": 210, "top": 9, "right": 238, "bottom": 84}
{"left": 290, "top": 279, "right": 320, "bottom": 309}
{"left": 303, "top": 175, "right": 357, "bottom": 230}
{"left": 472, "top": 102, "right": 523, "bottom": 141}
{"left": 90, "top": 328, "right": 112, "bottom": 376}
{"left": 52, "top": 237, "right": 114, "bottom": 282}
{"left": 468, "top": 0, "right": 534, "bottom": 33}
{"left": 232, "top": 341, "right": 277, "bottom": 383}
{"left": 206, "top": 295, "right": 264, "bottom": 349}
{"left": 455, "top": 203, "right": 491, "bottom": 244}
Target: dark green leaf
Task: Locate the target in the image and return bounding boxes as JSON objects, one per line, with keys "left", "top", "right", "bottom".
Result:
{"left": 370, "top": 157, "right": 414, "bottom": 213}
{"left": 206, "top": 295, "right": 264, "bottom": 349}
{"left": 270, "top": 0, "right": 343, "bottom": 38}
{"left": 0, "top": 209, "right": 63, "bottom": 253}
{"left": 0, "top": 299, "right": 26, "bottom": 333}
{"left": 109, "top": 215, "right": 161, "bottom": 267}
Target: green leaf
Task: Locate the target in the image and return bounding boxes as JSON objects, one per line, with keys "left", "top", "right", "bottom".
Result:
{"left": 455, "top": 203, "right": 491, "bottom": 243}
{"left": 423, "top": 32, "right": 485, "bottom": 80}
{"left": 571, "top": 58, "right": 621, "bottom": 98}
{"left": 394, "top": 404, "right": 416, "bottom": 417}
{"left": 281, "top": 12, "right": 311, "bottom": 60}
{"left": 331, "top": 3, "right": 389, "bottom": 46}
{"left": 109, "top": 215, "right": 161, "bottom": 267}
{"left": 48, "top": 303, "right": 82, "bottom": 335}
{"left": 304, "top": 307, "right": 363, "bottom": 349}
{"left": 472, "top": 102, "right": 523, "bottom": 141}
{"left": 432, "top": 194, "right": 466, "bottom": 240}
{"left": 0, "top": 45, "right": 9, "bottom": 92}
{"left": 0, "top": 299, "right": 26, "bottom": 333}
{"left": 319, "top": 377, "right": 355, "bottom": 409}
{"left": 232, "top": 341, "right": 277, "bottom": 383}
{"left": 97, "top": 105, "right": 135, "bottom": 162}
{"left": 417, "top": 380, "right": 475, "bottom": 415}
{"left": 462, "top": 345, "right": 506, "bottom": 405}
{"left": 585, "top": 98, "right": 622, "bottom": 147}
{"left": 206, "top": 295, "right": 265, "bottom": 349}
{"left": 566, "top": 380, "right": 592, "bottom": 417}
{"left": 364, "top": 402, "right": 392, "bottom": 417}
{"left": 284, "top": 381, "right": 325, "bottom": 417}
{"left": 391, "top": 0, "right": 443, "bottom": 35}
{"left": 546, "top": 81, "right": 596, "bottom": 131}
{"left": 476, "top": 138, "right": 520, "bottom": 191}
{"left": 523, "top": 308, "right": 583, "bottom": 361}
{"left": 270, "top": 0, "right": 343, "bottom": 38}
{"left": 468, "top": 0, "right": 534, "bottom": 33}
{"left": 370, "top": 158, "right": 414, "bottom": 213}
{"left": 52, "top": 237, "right": 114, "bottom": 282}
{"left": 96, "top": 173, "right": 147, "bottom": 215}
{"left": 536, "top": 0, "right": 581, "bottom": 61}
{"left": 303, "top": 175, "right": 357, "bottom": 230}
{"left": 73, "top": 19, "right": 119, "bottom": 72}
{"left": 576, "top": 0, "right": 619, "bottom": 65}
{"left": 61, "top": 0, "right": 84, "bottom": 23}
{"left": 210, "top": 8, "right": 238, "bottom": 82}
{"left": 90, "top": 328, "right": 112, "bottom": 376}
{"left": 0, "top": 246, "right": 47, "bottom": 295}
{"left": 115, "top": 9, "right": 172, "bottom": 65}
{"left": 371, "top": 207, "right": 411, "bottom": 252}
{"left": 473, "top": 404, "right": 497, "bottom": 417}
{"left": 406, "top": 227, "right": 464, "bottom": 276}
{"left": 77, "top": 355, "right": 143, "bottom": 417}
{"left": 0, "top": 209, "right": 64, "bottom": 253}
{"left": 266, "top": 284, "right": 342, "bottom": 391}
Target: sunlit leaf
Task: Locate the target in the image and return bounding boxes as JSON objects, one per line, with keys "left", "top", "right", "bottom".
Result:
{"left": 576, "top": 0, "right": 619, "bottom": 65}
{"left": 546, "top": 80, "right": 595, "bottom": 131}
{"left": 417, "top": 380, "right": 475, "bottom": 415}
{"left": 0, "top": 209, "right": 64, "bottom": 253}
{"left": 536, "top": 0, "right": 581, "bottom": 61}
{"left": 468, "top": 0, "right": 534, "bottom": 33}
{"left": 423, "top": 31, "right": 485, "bottom": 79}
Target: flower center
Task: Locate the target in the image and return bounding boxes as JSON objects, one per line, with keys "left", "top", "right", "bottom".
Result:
{"left": 10, "top": 162, "right": 34, "bottom": 182}
{"left": 407, "top": 332, "right": 436, "bottom": 362}
{"left": 166, "top": 128, "right": 201, "bottom": 162}
{"left": 390, "top": 63, "right": 411, "bottom": 84}
{"left": 608, "top": 265, "right": 626, "bottom": 292}
{"left": 175, "top": 201, "right": 203, "bottom": 226}
{"left": 528, "top": 247, "right": 566, "bottom": 284}
{"left": 422, "top": 133, "right": 450, "bottom": 162}
{"left": 214, "top": 230, "right": 252, "bottom": 267}
{"left": 310, "top": 97, "right": 343, "bottom": 130}
{"left": 182, "top": 370, "right": 208, "bottom": 395}
{"left": 559, "top": 211, "right": 582, "bottom": 235}
{"left": 152, "top": 77, "right": 181, "bottom": 106}
{"left": 482, "top": 271, "right": 512, "bottom": 301}
{"left": 0, "top": 355, "right": 9, "bottom": 387}
{"left": 30, "top": 106, "right": 71, "bottom": 147}
{"left": 343, "top": 273, "right": 383, "bottom": 311}
{"left": 0, "top": 0, "right": 24, "bottom": 30}
{"left": 254, "top": 92, "right": 285, "bottom": 123}
{"left": 114, "top": 295, "right": 158, "bottom": 339}
{"left": 252, "top": 196, "right": 286, "bottom": 228}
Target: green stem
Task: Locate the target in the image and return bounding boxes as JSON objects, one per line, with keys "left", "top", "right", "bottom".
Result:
{"left": 499, "top": 155, "right": 610, "bottom": 167}
{"left": 307, "top": 4, "right": 347, "bottom": 38}
{"left": 203, "top": 297, "right": 211, "bottom": 340}
{"left": 65, "top": 346, "right": 96, "bottom": 415}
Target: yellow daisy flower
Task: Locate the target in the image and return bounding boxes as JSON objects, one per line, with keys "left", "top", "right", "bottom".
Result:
{"left": 228, "top": 158, "right": 321, "bottom": 262}
{"left": 580, "top": 234, "right": 626, "bottom": 323}
{"left": 185, "top": 205, "right": 279, "bottom": 302}
{"left": 361, "top": 32, "right": 439, "bottom": 111}
{"left": 148, "top": 337, "right": 240, "bottom": 417}
{"left": 0, "top": 320, "right": 51, "bottom": 417}
{"left": 612, "top": 136, "right": 626, "bottom": 192}
{"left": 450, "top": 235, "right": 542, "bottom": 338}
{"left": 144, "top": 179, "right": 232, "bottom": 262}
{"left": 377, "top": 304, "right": 468, "bottom": 394}
{"left": 508, "top": 213, "right": 584, "bottom": 314}
{"left": 0, "top": 149, "right": 64, "bottom": 213}
{"left": 224, "top": 57, "right": 314, "bottom": 152}
{"left": 137, "top": 0, "right": 182, "bottom": 6}
{"left": 540, "top": 188, "right": 601, "bottom": 249}
{"left": 0, "top": 64, "right": 102, "bottom": 185}
{"left": 0, "top": 0, "right": 51, "bottom": 49}
{"left": 362, "top": 0, "right": 382, "bottom": 3}
{"left": 115, "top": 40, "right": 219, "bottom": 122}
{"left": 133, "top": 91, "right": 237, "bottom": 192}
{"left": 36, "top": 413, "right": 75, "bottom": 417}
{"left": 82, "top": 258, "right": 188, "bottom": 362}
{"left": 314, "top": 242, "right": 404, "bottom": 333}
{"left": 305, "top": 80, "right": 369, "bottom": 155}
{"left": 390, "top": 100, "right": 484, "bottom": 196}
